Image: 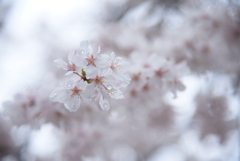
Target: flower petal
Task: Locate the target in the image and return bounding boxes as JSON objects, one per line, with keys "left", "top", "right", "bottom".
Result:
{"left": 98, "top": 67, "right": 111, "bottom": 77}
{"left": 80, "top": 40, "right": 92, "bottom": 57}
{"left": 64, "top": 95, "right": 81, "bottom": 112}
{"left": 68, "top": 50, "right": 76, "bottom": 64}
{"left": 81, "top": 83, "right": 95, "bottom": 104}
{"left": 76, "top": 80, "right": 87, "bottom": 90}
{"left": 115, "top": 57, "right": 130, "bottom": 73}
{"left": 65, "top": 80, "right": 76, "bottom": 89}
{"left": 49, "top": 87, "right": 68, "bottom": 103}
{"left": 98, "top": 84, "right": 108, "bottom": 100}
{"left": 103, "top": 75, "right": 121, "bottom": 88}
{"left": 65, "top": 71, "right": 74, "bottom": 76}
{"left": 99, "top": 95, "right": 110, "bottom": 111}
{"left": 72, "top": 54, "right": 87, "bottom": 67}
{"left": 84, "top": 65, "right": 98, "bottom": 79}
{"left": 108, "top": 88, "right": 124, "bottom": 100}
{"left": 95, "top": 54, "right": 111, "bottom": 68}
{"left": 54, "top": 58, "right": 68, "bottom": 70}
{"left": 110, "top": 69, "right": 131, "bottom": 87}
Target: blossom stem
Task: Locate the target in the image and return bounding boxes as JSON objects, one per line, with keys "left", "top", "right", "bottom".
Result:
{"left": 73, "top": 72, "right": 92, "bottom": 84}
{"left": 73, "top": 72, "right": 81, "bottom": 77}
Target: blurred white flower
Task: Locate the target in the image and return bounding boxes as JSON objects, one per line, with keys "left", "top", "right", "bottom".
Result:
{"left": 109, "top": 52, "right": 131, "bottom": 87}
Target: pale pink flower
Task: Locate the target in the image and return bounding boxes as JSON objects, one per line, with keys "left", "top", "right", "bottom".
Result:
{"left": 91, "top": 71, "right": 124, "bottom": 111}
{"left": 79, "top": 41, "right": 112, "bottom": 78}
{"left": 54, "top": 51, "right": 84, "bottom": 76}
{"left": 109, "top": 52, "right": 131, "bottom": 87}
{"left": 49, "top": 80, "right": 90, "bottom": 112}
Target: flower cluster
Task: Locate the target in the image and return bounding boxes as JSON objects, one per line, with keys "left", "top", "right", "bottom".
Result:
{"left": 49, "top": 41, "right": 131, "bottom": 112}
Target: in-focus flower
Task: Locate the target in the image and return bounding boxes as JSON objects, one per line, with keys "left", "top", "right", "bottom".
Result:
{"left": 49, "top": 80, "right": 90, "bottom": 112}
{"left": 54, "top": 51, "right": 83, "bottom": 76}
{"left": 91, "top": 70, "right": 124, "bottom": 111}
{"left": 79, "top": 41, "right": 112, "bottom": 78}
{"left": 50, "top": 40, "right": 131, "bottom": 111}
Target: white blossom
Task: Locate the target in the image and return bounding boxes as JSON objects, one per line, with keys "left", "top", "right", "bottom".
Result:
{"left": 49, "top": 80, "right": 90, "bottom": 112}
{"left": 92, "top": 74, "right": 124, "bottom": 111}
{"left": 50, "top": 41, "right": 130, "bottom": 111}
{"left": 53, "top": 51, "right": 81, "bottom": 76}
{"left": 79, "top": 41, "right": 112, "bottom": 78}
{"left": 109, "top": 52, "right": 131, "bottom": 87}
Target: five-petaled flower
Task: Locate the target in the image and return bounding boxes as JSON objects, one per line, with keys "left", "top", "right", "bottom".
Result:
{"left": 49, "top": 80, "right": 92, "bottom": 112}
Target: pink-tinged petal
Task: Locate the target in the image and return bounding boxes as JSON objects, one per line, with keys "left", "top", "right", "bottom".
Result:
{"left": 65, "top": 71, "right": 74, "bottom": 76}
{"left": 54, "top": 58, "right": 68, "bottom": 70}
{"left": 99, "top": 95, "right": 110, "bottom": 111}
{"left": 72, "top": 54, "right": 87, "bottom": 67}
{"left": 95, "top": 54, "right": 111, "bottom": 68}
{"left": 64, "top": 95, "right": 81, "bottom": 112}
{"left": 65, "top": 80, "right": 76, "bottom": 89}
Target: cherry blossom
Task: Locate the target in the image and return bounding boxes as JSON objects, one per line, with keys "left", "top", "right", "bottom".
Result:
{"left": 49, "top": 80, "right": 90, "bottom": 112}
{"left": 2, "top": 1, "right": 240, "bottom": 160}
{"left": 109, "top": 52, "right": 131, "bottom": 87}
{"left": 54, "top": 51, "right": 82, "bottom": 76}
{"left": 79, "top": 41, "right": 112, "bottom": 78}
{"left": 50, "top": 41, "right": 130, "bottom": 111}
{"left": 92, "top": 74, "right": 124, "bottom": 110}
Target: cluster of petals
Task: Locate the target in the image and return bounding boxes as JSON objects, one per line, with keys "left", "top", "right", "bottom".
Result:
{"left": 50, "top": 41, "right": 131, "bottom": 112}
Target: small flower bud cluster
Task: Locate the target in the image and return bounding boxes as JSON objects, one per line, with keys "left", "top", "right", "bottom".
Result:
{"left": 49, "top": 41, "right": 131, "bottom": 112}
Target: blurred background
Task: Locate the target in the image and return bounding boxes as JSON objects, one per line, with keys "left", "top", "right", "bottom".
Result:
{"left": 0, "top": 0, "right": 240, "bottom": 161}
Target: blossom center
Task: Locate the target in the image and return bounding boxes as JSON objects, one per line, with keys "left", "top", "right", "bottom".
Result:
{"left": 71, "top": 87, "right": 80, "bottom": 96}
{"left": 86, "top": 55, "right": 96, "bottom": 66}
{"left": 94, "top": 76, "right": 103, "bottom": 84}
{"left": 155, "top": 69, "right": 167, "bottom": 77}
{"left": 110, "top": 63, "right": 121, "bottom": 70}
{"left": 67, "top": 64, "right": 76, "bottom": 71}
